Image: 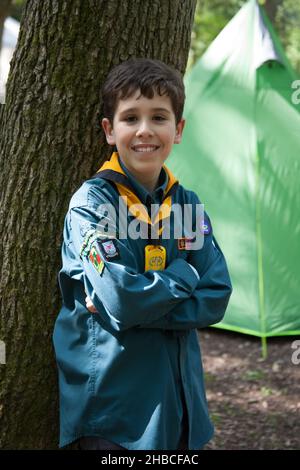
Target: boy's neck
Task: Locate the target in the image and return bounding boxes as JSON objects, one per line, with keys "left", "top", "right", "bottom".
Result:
{"left": 137, "top": 173, "right": 160, "bottom": 194}
{"left": 119, "top": 156, "right": 161, "bottom": 194}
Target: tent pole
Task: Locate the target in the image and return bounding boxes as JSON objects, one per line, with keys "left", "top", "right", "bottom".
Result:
{"left": 255, "top": 150, "right": 267, "bottom": 357}
{"left": 261, "top": 336, "right": 267, "bottom": 359}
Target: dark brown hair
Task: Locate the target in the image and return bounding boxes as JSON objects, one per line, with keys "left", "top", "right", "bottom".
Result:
{"left": 102, "top": 58, "right": 185, "bottom": 124}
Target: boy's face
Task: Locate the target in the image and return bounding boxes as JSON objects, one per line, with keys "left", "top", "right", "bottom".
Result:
{"left": 102, "top": 90, "right": 185, "bottom": 184}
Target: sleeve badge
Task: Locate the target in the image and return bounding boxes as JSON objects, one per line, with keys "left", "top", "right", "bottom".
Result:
{"left": 89, "top": 244, "right": 105, "bottom": 275}
{"left": 98, "top": 239, "right": 120, "bottom": 260}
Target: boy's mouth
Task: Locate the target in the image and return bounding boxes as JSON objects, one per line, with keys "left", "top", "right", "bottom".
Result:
{"left": 131, "top": 144, "right": 160, "bottom": 153}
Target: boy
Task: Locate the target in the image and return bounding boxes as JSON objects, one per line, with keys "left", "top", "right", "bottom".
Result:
{"left": 53, "top": 58, "right": 232, "bottom": 451}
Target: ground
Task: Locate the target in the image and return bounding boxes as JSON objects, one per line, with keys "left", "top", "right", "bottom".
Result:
{"left": 197, "top": 328, "right": 300, "bottom": 450}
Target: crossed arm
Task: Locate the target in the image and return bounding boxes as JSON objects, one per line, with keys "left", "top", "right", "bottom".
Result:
{"left": 68, "top": 200, "right": 232, "bottom": 332}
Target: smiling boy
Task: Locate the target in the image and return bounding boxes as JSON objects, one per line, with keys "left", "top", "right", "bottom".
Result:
{"left": 101, "top": 89, "right": 184, "bottom": 193}
{"left": 53, "top": 58, "right": 232, "bottom": 451}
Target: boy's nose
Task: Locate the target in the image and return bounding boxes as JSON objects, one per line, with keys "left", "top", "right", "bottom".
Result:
{"left": 136, "top": 121, "right": 154, "bottom": 138}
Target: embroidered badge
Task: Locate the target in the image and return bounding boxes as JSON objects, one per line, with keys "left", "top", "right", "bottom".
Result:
{"left": 99, "top": 239, "right": 120, "bottom": 260}
{"left": 178, "top": 238, "right": 194, "bottom": 250}
{"left": 200, "top": 217, "right": 211, "bottom": 235}
{"left": 80, "top": 229, "right": 98, "bottom": 260}
{"left": 80, "top": 230, "right": 114, "bottom": 260}
{"left": 80, "top": 222, "right": 94, "bottom": 238}
{"left": 89, "top": 244, "right": 105, "bottom": 275}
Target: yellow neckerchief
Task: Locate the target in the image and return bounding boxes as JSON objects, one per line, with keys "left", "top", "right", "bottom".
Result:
{"left": 94, "top": 152, "right": 179, "bottom": 236}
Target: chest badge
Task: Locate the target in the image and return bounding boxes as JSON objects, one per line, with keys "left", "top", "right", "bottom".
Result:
{"left": 178, "top": 237, "right": 194, "bottom": 250}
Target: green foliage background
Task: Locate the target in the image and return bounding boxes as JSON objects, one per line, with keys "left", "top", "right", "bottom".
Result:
{"left": 8, "top": 0, "right": 300, "bottom": 75}
{"left": 188, "top": 0, "right": 300, "bottom": 74}
{"left": 10, "top": 0, "right": 24, "bottom": 21}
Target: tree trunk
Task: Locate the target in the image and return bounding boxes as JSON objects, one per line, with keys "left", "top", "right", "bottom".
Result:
{"left": 0, "top": 0, "right": 12, "bottom": 53}
{"left": 0, "top": 0, "right": 197, "bottom": 449}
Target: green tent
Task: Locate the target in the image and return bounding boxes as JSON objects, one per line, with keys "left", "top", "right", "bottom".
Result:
{"left": 169, "top": 0, "right": 300, "bottom": 352}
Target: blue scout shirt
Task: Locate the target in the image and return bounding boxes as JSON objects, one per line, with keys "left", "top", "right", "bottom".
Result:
{"left": 53, "top": 152, "right": 232, "bottom": 450}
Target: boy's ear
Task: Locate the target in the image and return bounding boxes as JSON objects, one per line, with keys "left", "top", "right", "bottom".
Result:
{"left": 174, "top": 119, "right": 185, "bottom": 144}
{"left": 102, "top": 118, "right": 116, "bottom": 145}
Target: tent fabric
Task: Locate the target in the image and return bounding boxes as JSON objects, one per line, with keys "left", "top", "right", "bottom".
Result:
{"left": 169, "top": 0, "right": 300, "bottom": 338}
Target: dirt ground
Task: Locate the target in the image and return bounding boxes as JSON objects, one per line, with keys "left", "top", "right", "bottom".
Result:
{"left": 197, "top": 328, "right": 300, "bottom": 450}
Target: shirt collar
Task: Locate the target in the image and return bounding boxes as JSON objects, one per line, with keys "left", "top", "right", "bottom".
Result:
{"left": 118, "top": 156, "right": 168, "bottom": 206}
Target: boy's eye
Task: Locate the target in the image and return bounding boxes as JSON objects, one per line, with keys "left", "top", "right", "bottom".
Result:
{"left": 122, "top": 115, "right": 167, "bottom": 123}
{"left": 153, "top": 115, "right": 166, "bottom": 121}
{"left": 124, "top": 116, "right": 137, "bottom": 122}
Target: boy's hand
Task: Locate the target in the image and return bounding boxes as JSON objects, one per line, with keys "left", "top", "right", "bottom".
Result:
{"left": 85, "top": 296, "right": 98, "bottom": 313}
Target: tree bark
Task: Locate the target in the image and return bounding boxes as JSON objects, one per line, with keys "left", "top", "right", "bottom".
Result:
{"left": 0, "top": 0, "right": 197, "bottom": 449}
{"left": 0, "top": 0, "right": 12, "bottom": 53}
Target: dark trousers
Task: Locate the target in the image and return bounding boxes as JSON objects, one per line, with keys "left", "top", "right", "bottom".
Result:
{"left": 79, "top": 434, "right": 188, "bottom": 450}
{"left": 79, "top": 436, "right": 126, "bottom": 450}
{"left": 177, "top": 394, "right": 189, "bottom": 450}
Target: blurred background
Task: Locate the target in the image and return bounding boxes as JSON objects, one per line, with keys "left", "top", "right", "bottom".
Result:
{"left": 1, "top": 0, "right": 299, "bottom": 98}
